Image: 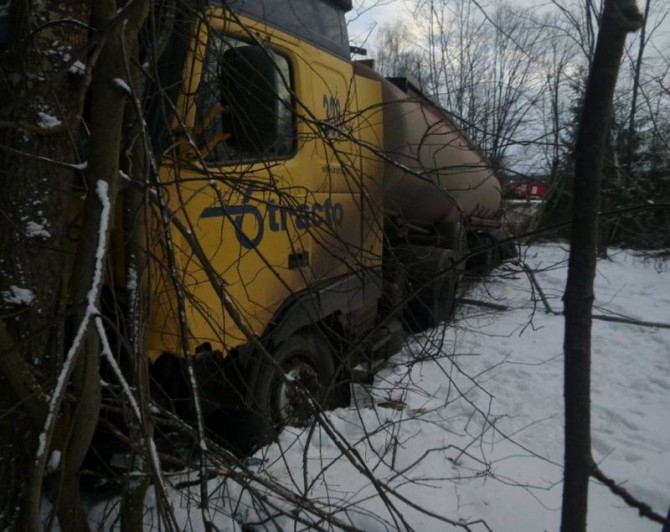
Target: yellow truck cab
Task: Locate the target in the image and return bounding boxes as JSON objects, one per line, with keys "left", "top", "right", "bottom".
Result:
{"left": 148, "top": 0, "right": 384, "bottom": 359}
{"left": 136, "top": 0, "right": 508, "bottom": 451}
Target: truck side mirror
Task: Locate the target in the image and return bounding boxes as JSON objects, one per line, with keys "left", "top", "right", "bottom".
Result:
{"left": 219, "top": 45, "right": 280, "bottom": 154}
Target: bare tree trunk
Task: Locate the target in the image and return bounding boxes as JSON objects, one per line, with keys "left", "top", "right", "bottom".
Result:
{"left": 0, "top": 1, "right": 90, "bottom": 528}
{"left": 1, "top": 0, "right": 152, "bottom": 528}
{"left": 561, "top": 1, "right": 642, "bottom": 531}
{"left": 51, "top": 1, "right": 150, "bottom": 529}
{"left": 624, "top": 0, "right": 651, "bottom": 176}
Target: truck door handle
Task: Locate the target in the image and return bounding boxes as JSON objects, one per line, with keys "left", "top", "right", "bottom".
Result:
{"left": 288, "top": 251, "right": 309, "bottom": 269}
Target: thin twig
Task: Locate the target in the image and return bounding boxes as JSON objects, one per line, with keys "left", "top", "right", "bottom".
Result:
{"left": 517, "top": 261, "right": 557, "bottom": 314}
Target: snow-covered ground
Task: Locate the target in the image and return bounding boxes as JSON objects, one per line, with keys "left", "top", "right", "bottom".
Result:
{"left": 92, "top": 243, "right": 670, "bottom": 531}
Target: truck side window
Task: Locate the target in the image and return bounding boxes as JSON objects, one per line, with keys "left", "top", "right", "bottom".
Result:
{"left": 196, "top": 34, "right": 294, "bottom": 164}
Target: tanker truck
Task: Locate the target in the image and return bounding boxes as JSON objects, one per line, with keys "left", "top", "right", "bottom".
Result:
{"left": 126, "top": 0, "right": 511, "bottom": 451}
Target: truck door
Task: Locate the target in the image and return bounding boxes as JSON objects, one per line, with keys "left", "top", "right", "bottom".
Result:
{"left": 149, "top": 18, "right": 316, "bottom": 355}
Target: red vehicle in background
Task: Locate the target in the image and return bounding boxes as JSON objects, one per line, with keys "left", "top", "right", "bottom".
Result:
{"left": 505, "top": 179, "right": 548, "bottom": 200}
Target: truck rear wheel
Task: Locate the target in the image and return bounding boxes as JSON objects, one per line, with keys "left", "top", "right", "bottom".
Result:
{"left": 466, "top": 232, "right": 500, "bottom": 273}
{"left": 398, "top": 245, "right": 459, "bottom": 332}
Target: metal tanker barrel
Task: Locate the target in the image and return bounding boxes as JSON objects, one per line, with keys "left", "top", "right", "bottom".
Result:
{"left": 380, "top": 77, "right": 502, "bottom": 229}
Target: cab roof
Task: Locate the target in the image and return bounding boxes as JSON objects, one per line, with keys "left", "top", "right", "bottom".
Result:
{"left": 213, "top": 0, "right": 351, "bottom": 59}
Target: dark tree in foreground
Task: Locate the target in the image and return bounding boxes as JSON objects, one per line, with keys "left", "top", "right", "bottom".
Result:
{"left": 561, "top": 0, "right": 642, "bottom": 530}
{"left": 0, "top": 1, "right": 91, "bottom": 529}
{"left": 0, "top": 1, "right": 150, "bottom": 529}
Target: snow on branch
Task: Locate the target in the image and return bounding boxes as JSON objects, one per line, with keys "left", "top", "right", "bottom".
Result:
{"left": 35, "top": 180, "right": 111, "bottom": 460}
{"left": 591, "top": 463, "right": 670, "bottom": 527}
{"left": 94, "top": 316, "right": 168, "bottom": 494}
{"left": 113, "top": 77, "right": 132, "bottom": 95}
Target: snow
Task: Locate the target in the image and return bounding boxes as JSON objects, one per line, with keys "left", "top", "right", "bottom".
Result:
{"left": 47, "top": 451, "right": 61, "bottom": 472}
{"left": 85, "top": 243, "right": 670, "bottom": 530}
{"left": 36, "top": 111, "right": 61, "bottom": 129}
{"left": 113, "top": 78, "right": 132, "bottom": 95}
{"left": 126, "top": 263, "right": 138, "bottom": 293}
{"left": 25, "top": 220, "right": 51, "bottom": 239}
{"left": 35, "top": 181, "right": 112, "bottom": 462}
{"left": 68, "top": 60, "right": 86, "bottom": 76}
{"left": 36, "top": 433, "right": 46, "bottom": 463}
{"left": 1, "top": 285, "right": 35, "bottom": 305}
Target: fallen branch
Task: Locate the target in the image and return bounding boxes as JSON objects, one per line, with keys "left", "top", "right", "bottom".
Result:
{"left": 591, "top": 314, "right": 670, "bottom": 330}
{"left": 591, "top": 463, "right": 670, "bottom": 527}
{"left": 458, "top": 299, "right": 670, "bottom": 331}
{"left": 457, "top": 298, "right": 509, "bottom": 312}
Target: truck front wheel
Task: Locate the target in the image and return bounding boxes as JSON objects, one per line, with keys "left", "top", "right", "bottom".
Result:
{"left": 252, "top": 330, "right": 338, "bottom": 437}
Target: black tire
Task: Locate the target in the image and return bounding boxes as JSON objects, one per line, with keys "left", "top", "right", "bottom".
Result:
{"left": 250, "top": 330, "right": 339, "bottom": 444}
{"left": 397, "top": 245, "right": 459, "bottom": 332}
{"left": 371, "top": 317, "right": 406, "bottom": 360}
{"left": 466, "top": 232, "right": 500, "bottom": 273}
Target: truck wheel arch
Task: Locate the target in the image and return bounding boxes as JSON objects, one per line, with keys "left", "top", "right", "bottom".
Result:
{"left": 261, "top": 269, "right": 382, "bottom": 348}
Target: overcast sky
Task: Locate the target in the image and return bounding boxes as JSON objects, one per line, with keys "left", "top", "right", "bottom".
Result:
{"left": 345, "top": 0, "right": 669, "bottom": 174}
{"left": 346, "top": 0, "right": 670, "bottom": 55}
{"left": 347, "top": 0, "right": 414, "bottom": 50}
